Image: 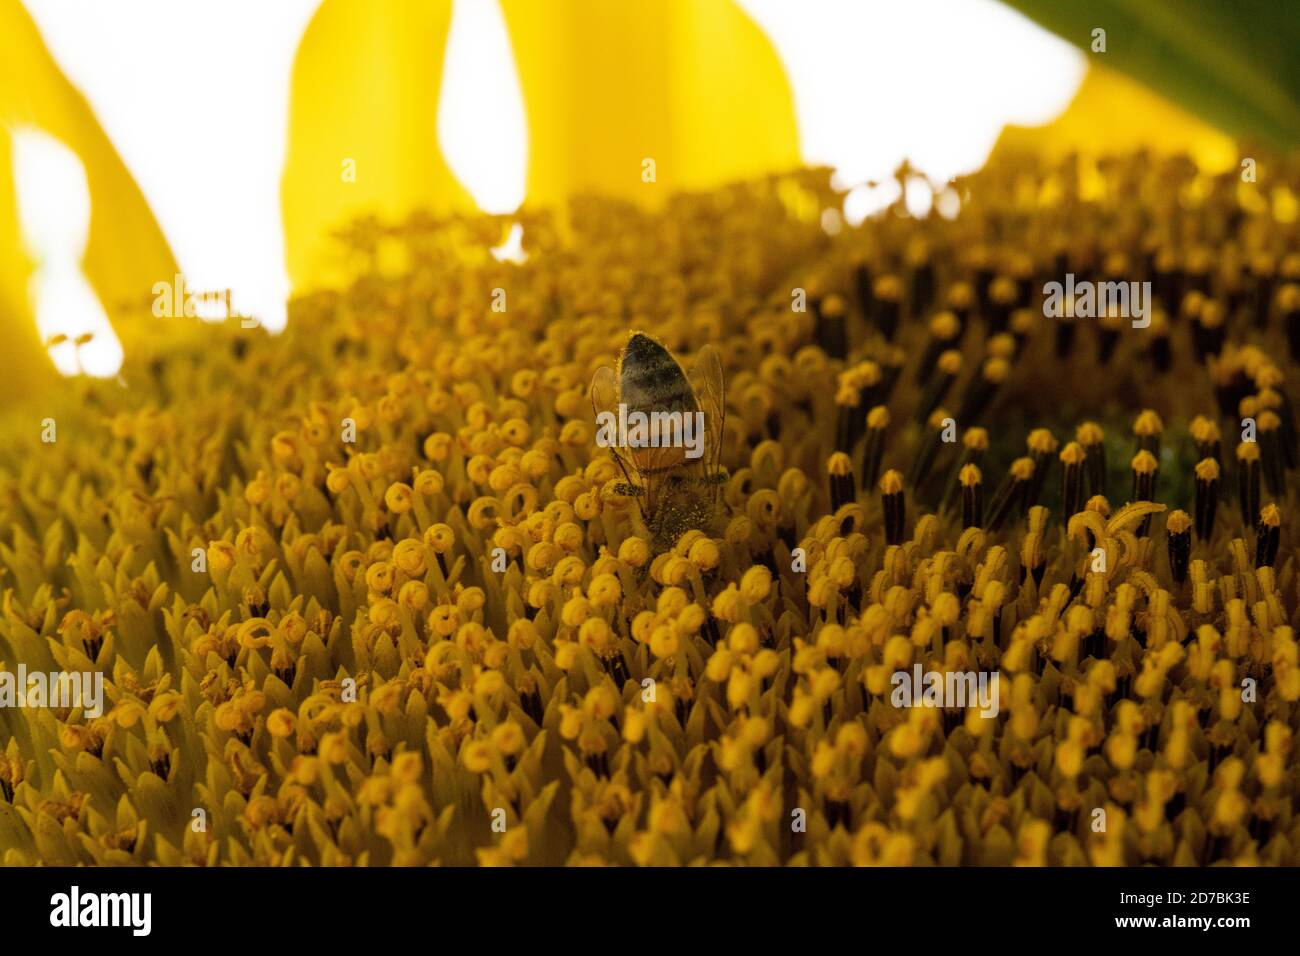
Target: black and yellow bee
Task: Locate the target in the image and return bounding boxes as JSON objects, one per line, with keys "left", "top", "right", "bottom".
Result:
{"left": 591, "top": 332, "right": 726, "bottom": 543}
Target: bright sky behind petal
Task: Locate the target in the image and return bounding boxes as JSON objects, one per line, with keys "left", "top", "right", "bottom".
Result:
{"left": 16, "top": 0, "right": 1084, "bottom": 375}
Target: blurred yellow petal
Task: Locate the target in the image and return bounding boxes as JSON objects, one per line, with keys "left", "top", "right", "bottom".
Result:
{"left": 996, "top": 63, "right": 1236, "bottom": 172}
{"left": 0, "top": 133, "right": 53, "bottom": 398}
{"left": 0, "top": 0, "right": 177, "bottom": 393}
{"left": 282, "top": 0, "right": 474, "bottom": 291}
{"left": 499, "top": 0, "right": 799, "bottom": 207}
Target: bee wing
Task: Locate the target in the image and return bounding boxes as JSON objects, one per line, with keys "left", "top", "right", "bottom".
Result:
{"left": 591, "top": 365, "right": 648, "bottom": 500}
{"left": 591, "top": 365, "right": 619, "bottom": 417}
{"left": 688, "top": 344, "right": 726, "bottom": 485}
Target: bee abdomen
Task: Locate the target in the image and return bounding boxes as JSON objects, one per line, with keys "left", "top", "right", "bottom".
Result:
{"left": 620, "top": 334, "right": 697, "bottom": 412}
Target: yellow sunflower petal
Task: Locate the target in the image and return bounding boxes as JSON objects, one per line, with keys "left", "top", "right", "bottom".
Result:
{"left": 282, "top": 0, "right": 474, "bottom": 292}
{"left": 995, "top": 62, "right": 1237, "bottom": 172}
{"left": 499, "top": 0, "right": 800, "bottom": 207}
{"left": 0, "top": 133, "right": 54, "bottom": 399}
{"left": 0, "top": 0, "right": 178, "bottom": 392}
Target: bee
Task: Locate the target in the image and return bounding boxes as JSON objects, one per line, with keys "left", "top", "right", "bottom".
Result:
{"left": 591, "top": 332, "right": 726, "bottom": 544}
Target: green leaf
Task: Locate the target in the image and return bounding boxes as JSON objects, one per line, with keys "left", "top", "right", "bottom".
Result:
{"left": 1003, "top": 0, "right": 1300, "bottom": 147}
